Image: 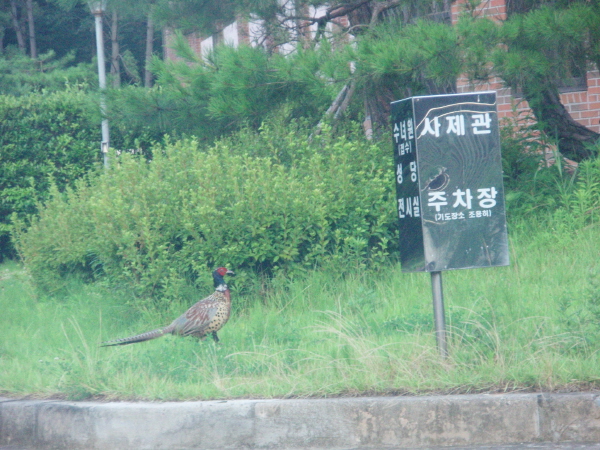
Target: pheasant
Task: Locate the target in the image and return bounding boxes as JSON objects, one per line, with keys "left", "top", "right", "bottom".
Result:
{"left": 101, "top": 267, "right": 235, "bottom": 346}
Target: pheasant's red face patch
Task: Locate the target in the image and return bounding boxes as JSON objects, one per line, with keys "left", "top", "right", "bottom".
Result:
{"left": 216, "top": 267, "right": 228, "bottom": 276}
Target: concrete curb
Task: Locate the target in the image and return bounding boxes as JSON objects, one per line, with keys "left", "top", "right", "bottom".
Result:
{"left": 1, "top": 393, "right": 600, "bottom": 449}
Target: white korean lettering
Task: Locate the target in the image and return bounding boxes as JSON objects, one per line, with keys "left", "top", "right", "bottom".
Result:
{"left": 471, "top": 113, "right": 492, "bottom": 134}
{"left": 446, "top": 114, "right": 465, "bottom": 136}
{"left": 452, "top": 188, "right": 473, "bottom": 209}
{"left": 393, "top": 122, "right": 400, "bottom": 143}
{"left": 466, "top": 210, "right": 493, "bottom": 219}
{"left": 420, "top": 117, "right": 440, "bottom": 137}
{"left": 400, "top": 121, "right": 407, "bottom": 141}
{"left": 409, "top": 161, "right": 417, "bottom": 182}
{"left": 398, "top": 196, "right": 420, "bottom": 218}
{"left": 398, "top": 198, "right": 405, "bottom": 219}
{"left": 412, "top": 196, "right": 420, "bottom": 217}
{"left": 407, "top": 118, "right": 414, "bottom": 139}
{"left": 477, "top": 187, "right": 498, "bottom": 208}
{"left": 428, "top": 191, "right": 448, "bottom": 212}
{"left": 435, "top": 211, "right": 468, "bottom": 222}
{"left": 396, "top": 164, "right": 403, "bottom": 184}
{"left": 398, "top": 141, "right": 413, "bottom": 156}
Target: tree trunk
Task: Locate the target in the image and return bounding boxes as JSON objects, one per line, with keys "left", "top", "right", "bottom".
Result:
{"left": 25, "top": 0, "right": 36, "bottom": 59}
{"left": 525, "top": 86, "right": 600, "bottom": 160}
{"left": 110, "top": 10, "right": 120, "bottom": 88}
{"left": 144, "top": 11, "right": 154, "bottom": 88}
{"left": 10, "top": 0, "right": 26, "bottom": 53}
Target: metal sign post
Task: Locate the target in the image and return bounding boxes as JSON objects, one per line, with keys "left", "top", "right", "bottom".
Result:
{"left": 391, "top": 91, "right": 509, "bottom": 358}
{"left": 430, "top": 271, "right": 448, "bottom": 358}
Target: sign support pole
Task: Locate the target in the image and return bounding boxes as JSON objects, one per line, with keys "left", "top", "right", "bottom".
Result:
{"left": 391, "top": 92, "right": 509, "bottom": 360}
{"left": 430, "top": 271, "right": 448, "bottom": 358}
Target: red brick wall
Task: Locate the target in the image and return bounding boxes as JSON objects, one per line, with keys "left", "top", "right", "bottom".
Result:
{"left": 452, "top": 0, "right": 507, "bottom": 22}
{"left": 452, "top": 0, "right": 600, "bottom": 134}
{"left": 563, "top": 71, "right": 600, "bottom": 133}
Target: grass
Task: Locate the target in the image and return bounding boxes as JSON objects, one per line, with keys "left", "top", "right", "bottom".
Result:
{"left": 1, "top": 218, "right": 600, "bottom": 401}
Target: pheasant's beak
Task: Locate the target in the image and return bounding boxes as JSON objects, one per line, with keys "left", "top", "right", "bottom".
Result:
{"left": 226, "top": 270, "right": 235, "bottom": 276}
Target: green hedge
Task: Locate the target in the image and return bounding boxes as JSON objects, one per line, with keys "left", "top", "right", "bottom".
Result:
{"left": 0, "top": 89, "right": 102, "bottom": 260}
{"left": 0, "top": 88, "right": 159, "bottom": 261}
{"left": 14, "top": 126, "right": 398, "bottom": 299}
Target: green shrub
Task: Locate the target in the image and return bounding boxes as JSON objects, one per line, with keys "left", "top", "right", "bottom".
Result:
{"left": 0, "top": 87, "right": 160, "bottom": 261}
{"left": 14, "top": 125, "right": 397, "bottom": 300}
{"left": 498, "top": 111, "right": 600, "bottom": 225}
{"left": 552, "top": 156, "right": 600, "bottom": 229}
{"left": 0, "top": 89, "right": 102, "bottom": 260}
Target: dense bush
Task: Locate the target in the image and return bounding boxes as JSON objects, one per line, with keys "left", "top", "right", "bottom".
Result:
{"left": 0, "top": 88, "right": 102, "bottom": 261}
{"left": 0, "top": 87, "right": 160, "bottom": 261}
{"left": 13, "top": 125, "right": 397, "bottom": 299}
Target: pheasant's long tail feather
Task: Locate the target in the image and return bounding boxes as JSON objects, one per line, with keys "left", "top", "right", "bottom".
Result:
{"left": 101, "top": 328, "right": 168, "bottom": 346}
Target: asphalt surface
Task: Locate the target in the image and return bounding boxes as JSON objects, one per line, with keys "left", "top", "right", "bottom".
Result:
{"left": 422, "top": 444, "right": 600, "bottom": 449}
{"left": 5, "top": 443, "right": 599, "bottom": 449}
{"left": 1, "top": 442, "right": 600, "bottom": 449}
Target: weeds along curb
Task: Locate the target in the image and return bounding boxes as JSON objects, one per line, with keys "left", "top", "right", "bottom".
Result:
{"left": 2, "top": 392, "right": 600, "bottom": 449}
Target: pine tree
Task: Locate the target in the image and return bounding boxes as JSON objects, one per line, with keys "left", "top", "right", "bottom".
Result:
{"left": 454, "top": 1, "right": 600, "bottom": 160}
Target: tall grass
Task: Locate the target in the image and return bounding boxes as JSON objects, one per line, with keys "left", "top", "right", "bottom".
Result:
{"left": 1, "top": 212, "right": 599, "bottom": 400}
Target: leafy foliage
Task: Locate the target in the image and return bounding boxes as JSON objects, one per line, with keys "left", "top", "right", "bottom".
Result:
{"left": 353, "top": 19, "right": 461, "bottom": 97}
{"left": 152, "top": 0, "right": 237, "bottom": 33}
{"left": 14, "top": 123, "right": 397, "bottom": 299}
{"left": 553, "top": 156, "right": 600, "bottom": 228}
{"left": 107, "top": 35, "right": 340, "bottom": 141}
{"left": 490, "top": 3, "right": 595, "bottom": 91}
{"left": 457, "top": 2, "right": 600, "bottom": 159}
{"left": 0, "top": 88, "right": 101, "bottom": 261}
{"left": 0, "top": 50, "right": 96, "bottom": 96}
{"left": 0, "top": 87, "right": 158, "bottom": 261}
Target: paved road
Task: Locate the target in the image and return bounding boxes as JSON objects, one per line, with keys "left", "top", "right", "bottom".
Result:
{"left": 341, "top": 445, "right": 600, "bottom": 449}
{"left": 413, "top": 444, "right": 600, "bottom": 449}
{"left": 2, "top": 443, "right": 600, "bottom": 449}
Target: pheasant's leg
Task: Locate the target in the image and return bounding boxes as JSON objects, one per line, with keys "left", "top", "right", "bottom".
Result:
{"left": 212, "top": 331, "right": 220, "bottom": 343}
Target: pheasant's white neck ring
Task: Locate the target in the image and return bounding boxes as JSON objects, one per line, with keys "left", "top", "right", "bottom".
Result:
{"left": 216, "top": 284, "right": 228, "bottom": 292}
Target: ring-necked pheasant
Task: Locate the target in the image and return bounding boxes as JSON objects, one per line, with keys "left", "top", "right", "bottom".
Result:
{"left": 101, "top": 267, "right": 235, "bottom": 346}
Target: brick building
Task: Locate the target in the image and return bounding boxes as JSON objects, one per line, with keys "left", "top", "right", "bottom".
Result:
{"left": 452, "top": 0, "right": 600, "bottom": 135}
{"left": 164, "top": 0, "right": 600, "bottom": 139}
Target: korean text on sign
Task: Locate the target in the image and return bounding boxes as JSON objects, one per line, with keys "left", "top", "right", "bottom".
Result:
{"left": 393, "top": 118, "right": 415, "bottom": 156}
{"left": 427, "top": 187, "right": 498, "bottom": 221}
{"left": 420, "top": 112, "right": 493, "bottom": 138}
